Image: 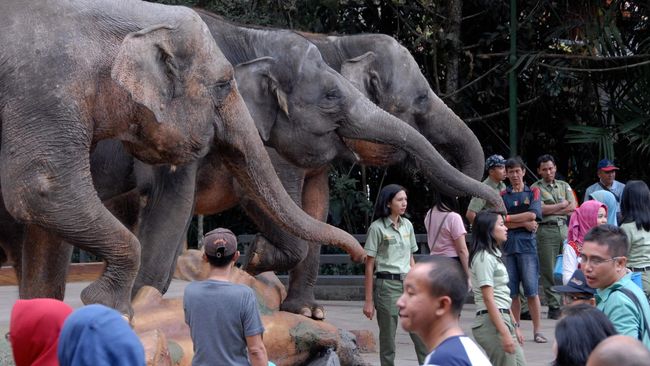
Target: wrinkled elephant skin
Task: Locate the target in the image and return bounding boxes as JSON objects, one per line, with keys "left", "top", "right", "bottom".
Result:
{"left": 0, "top": 0, "right": 237, "bottom": 315}
{"left": 0, "top": 0, "right": 364, "bottom": 318}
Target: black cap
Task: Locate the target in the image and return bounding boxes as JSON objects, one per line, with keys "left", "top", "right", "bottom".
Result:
{"left": 552, "top": 269, "right": 595, "bottom": 295}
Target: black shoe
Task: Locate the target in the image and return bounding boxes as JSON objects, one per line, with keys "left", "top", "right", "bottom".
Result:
{"left": 548, "top": 307, "right": 561, "bottom": 320}
{"left": 520, "top": 311, "right": 532, "bottom": 320}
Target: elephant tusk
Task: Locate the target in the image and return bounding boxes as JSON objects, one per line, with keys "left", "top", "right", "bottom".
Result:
{"left": 169, "top": 165, "right": 177, "bottom": 173}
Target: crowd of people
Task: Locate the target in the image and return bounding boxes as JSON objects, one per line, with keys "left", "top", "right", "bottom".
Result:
{"left": 5, "top": 154, "right": 650, "bottom": 366}
{"left": 385, "top": 155, "right": 650, "bottom": 365}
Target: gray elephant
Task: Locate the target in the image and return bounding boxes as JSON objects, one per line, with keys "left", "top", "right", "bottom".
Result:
{"left": 0, "top": 0, "right": 361, "bottom": 316}
{"left": 131, "top": 10, "right": 503, "bottom": 318}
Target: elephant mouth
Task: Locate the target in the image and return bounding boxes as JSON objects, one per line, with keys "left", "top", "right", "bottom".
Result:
{"left": 341, "top": 138, "right": 403, "bottom": 166}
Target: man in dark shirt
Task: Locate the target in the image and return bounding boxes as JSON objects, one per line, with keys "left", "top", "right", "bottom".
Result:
{"left": 501, "top": 157, "right": 547, "bottom": 343}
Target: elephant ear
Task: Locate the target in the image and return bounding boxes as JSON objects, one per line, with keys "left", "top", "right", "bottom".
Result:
{"left": 111, "top": 25, "right": 181, "bottom": 123}
{"left": 234, "top": 57, "right": 288, "bottom": 142}
{"left": 341, "top": 51, "right": 381, "bottom": 103}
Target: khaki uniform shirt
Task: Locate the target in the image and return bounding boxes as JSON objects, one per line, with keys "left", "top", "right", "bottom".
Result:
{"left": 467, "top": 177, "right": 506, "bottom": 213}
{"left": 365, "top": 216, "right": 419, "bottom": 274}
{"left": 531, "top": 179, "right": 575, "bottom": 224}
{"left": 471, "top": 249, "right": 511, "bottom": 312}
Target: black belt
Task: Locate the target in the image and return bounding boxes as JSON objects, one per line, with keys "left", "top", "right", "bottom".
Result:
{"left": 631, "top": 266, "right": 650, "bottom": 272}
{"left": 539, "top": 219, "right": 567, "bottom": 226}
{"left": 476, "top": 308, "right": 510, "bottom": 316}
{"left": 376, "top": 272, "right": 406, "bottom": 281}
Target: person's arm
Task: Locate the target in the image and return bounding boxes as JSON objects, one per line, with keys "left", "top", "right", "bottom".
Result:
{"left": 541, "top": 200, "right": 570, "bottom": 215}
{"left": 466, "top": 210, "right": 477, "bottom": 225}
{"left": 363, "top": 256, "right": 376, "bottom": 320}
{"left": 481, "top": 286, "right": 516, "bottom": 354}
{"left": 453, "top": 235, "right": 471, "bottom": 286}
{"left": 245, "top": 334, "right": 268, "bottom": 366}
{"left": 504, "top": 212, "right": 538, "bottom": 231}
{"left": 410, "top": 253, "right": 416, "bottom": 268}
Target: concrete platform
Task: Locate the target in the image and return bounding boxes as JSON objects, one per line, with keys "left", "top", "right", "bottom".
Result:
{"left": 0, "top": 280, "right": 557, "bottom": 365}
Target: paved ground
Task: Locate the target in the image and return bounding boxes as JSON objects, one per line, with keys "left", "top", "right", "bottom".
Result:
{"left": 1, "top": 280, "right": 557, "bottom": 365}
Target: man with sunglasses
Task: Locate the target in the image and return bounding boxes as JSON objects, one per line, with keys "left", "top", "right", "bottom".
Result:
{"left": 581, "top": 225, "right": 650, "bottom": 349}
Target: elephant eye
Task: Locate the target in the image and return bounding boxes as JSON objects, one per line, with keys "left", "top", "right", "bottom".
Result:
{"left": 415, "top": 94, "right": 428, "bottom": 104}
{"left": 210, "top": 80, "right": 232, "bottom": 103}
{"left": 325, "top": 89, "right": 341, "bottom": 101}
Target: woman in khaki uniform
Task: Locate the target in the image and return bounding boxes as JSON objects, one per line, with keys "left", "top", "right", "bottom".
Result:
{"left": 363, "top": 184, "right": 427, "bottom": 366}
{"left": 470, "top": 211, "right": 525, "bottom": 366}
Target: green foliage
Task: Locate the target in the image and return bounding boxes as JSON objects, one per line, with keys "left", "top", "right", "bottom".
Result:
{"left": 328, "top": 166, "right": 373, "bottom": 234}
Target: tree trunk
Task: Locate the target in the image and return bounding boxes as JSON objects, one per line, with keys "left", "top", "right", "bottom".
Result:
{"left": 445, "top": 0, "right": 462, "bottom": 105}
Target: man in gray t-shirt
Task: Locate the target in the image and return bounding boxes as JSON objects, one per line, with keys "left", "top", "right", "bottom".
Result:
{"left": 184, "top": 228, "right": 267, "bottom": 366}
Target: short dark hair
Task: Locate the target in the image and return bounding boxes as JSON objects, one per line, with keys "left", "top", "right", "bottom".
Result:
{"left": 537, "top": 154, "right": 556, "bottom": 168}
{"left": 417, "top": 256, "right": 468, "bottom": 316}
{"left": 553, "top": 304, "right": 617, "bottom": 366}
{"left": 374, "top": 184, "right": 406, "bottom": 218}
{"left": 621, "top": 180, "right": 650, "bottom": 231}
{"left": 583, "top": 224, "right": 629, "bottom": 257}
{"left": 206, "top": 252, "right": 236, "bottom": 268}
{"left": 505, "top": 156, "right": 525, "bottom": 171}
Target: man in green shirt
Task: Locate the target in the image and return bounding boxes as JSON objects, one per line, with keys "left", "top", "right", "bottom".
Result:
{"left": 531, "top": 154, "right": 576, "bottom": 319}
{"left": 466, "top": 154, "right": 507, "bottom": 224}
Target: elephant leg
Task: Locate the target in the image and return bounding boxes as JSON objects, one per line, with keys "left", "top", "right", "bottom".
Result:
{"left": 19, "top": 225, "right": 73, "bottom": 300}
{"left": 132, "top": 162, "right": 198, "bottom": 298}
{"left": 1, "top": 129, "right": 140, "bottom": 317}
{"left": 280, "top": 167, "right": 329, "bottom": 320}
{"left": 0, "top": 202, "right": 25, "bottom": 282}
{"left": 240, "top": 149, "right": 309, "bottom": 275}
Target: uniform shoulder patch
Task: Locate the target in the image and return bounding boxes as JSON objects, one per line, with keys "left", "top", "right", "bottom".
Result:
{"left": 531, "top": 186, "right": 541, "bottom": 200}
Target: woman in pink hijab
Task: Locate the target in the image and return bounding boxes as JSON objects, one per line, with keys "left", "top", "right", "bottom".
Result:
{"left": 9, "top": 298, "right": 73, "bottom": 366}
{"left": 561, "top": 200, "right": 608, "bottom": 284}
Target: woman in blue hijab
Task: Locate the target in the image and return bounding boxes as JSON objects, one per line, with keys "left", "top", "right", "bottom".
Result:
{"left": 57, "top": 304, "right": 144, "bottom": 366}
{"left": 589, "top": 190, "right": 618, "bottom": 226}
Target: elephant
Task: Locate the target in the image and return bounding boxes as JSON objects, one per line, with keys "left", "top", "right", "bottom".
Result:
{"left": 130, "top": 10, "right": 504, "bottom": 319}
{"left": 0, "top": 0, "right": 361, "bottom": 316}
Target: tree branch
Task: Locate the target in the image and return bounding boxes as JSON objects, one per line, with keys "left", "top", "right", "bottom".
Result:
{"left": 464, "top": 96, "right": 541, "bottom": 123}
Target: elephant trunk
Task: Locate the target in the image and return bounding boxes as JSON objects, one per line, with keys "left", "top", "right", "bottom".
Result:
{"left": 213, "top": 84, "right": 365, "bottom": 261}
{"left": 422, "top": 94, "right": 485, "bottom": 181}
{"left": 343, "top": 94, "right": 505, "bottom": 212}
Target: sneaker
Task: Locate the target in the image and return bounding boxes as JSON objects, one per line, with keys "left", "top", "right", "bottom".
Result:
{"left": 520, "top": 311, "right": 532, "bottom": 320}
{"left": 548, "top": 307, "right": 561, "bottom": 320}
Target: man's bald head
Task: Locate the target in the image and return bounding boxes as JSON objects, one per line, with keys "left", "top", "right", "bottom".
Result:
{"left": 587, "top": 335, "right": 650, "bottom": 366}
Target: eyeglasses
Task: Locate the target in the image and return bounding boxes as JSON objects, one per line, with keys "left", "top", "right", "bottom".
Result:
{"left": 578, "top": 255, "right": 621, "bottom": 266}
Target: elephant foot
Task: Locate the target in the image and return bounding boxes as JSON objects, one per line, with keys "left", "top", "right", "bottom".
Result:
{"left": 81, "top": 279, "right": 134, "bottom": 319}
{"left": 280, "top": 297, "right": 326, "bottom": 321}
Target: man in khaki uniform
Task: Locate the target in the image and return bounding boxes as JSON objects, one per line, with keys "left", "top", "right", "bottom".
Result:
{"left": 531, "top": 154, "right": 576, "bottom": 319}
{"left": 466, "top": 154, "right": 507, "bottom": 224}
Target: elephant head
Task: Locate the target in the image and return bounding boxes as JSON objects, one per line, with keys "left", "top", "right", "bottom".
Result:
{"left": 229, "top": 37, "right": 502, "bottom": 210}
{"left": 304, "top": 33, "right": 485, "bottom": 181}
{"left": 109, "top": 11, "right": 225, "bottom": 165}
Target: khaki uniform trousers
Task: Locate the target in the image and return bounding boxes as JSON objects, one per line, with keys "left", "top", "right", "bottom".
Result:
{"left": 374, "top": 278, "right": 428, "bottom": 366}
{"left": 472, "top": 312, "right": 525, "bottom": 366}
{"left": 536, "top": 224, "right": 567, "bottom": 309}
